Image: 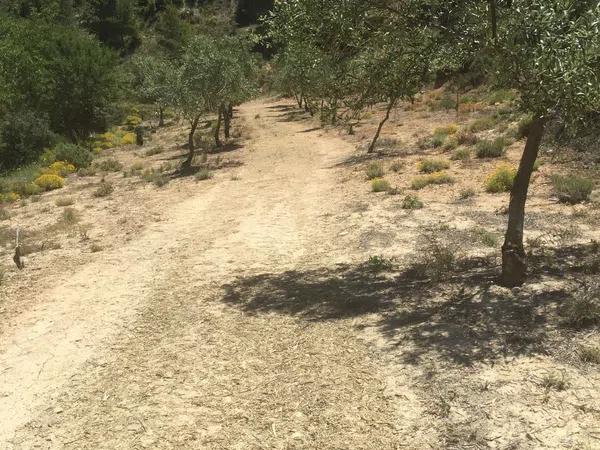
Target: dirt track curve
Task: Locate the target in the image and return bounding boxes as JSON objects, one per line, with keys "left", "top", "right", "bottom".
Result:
{"left": 0, "top": 100, "right": 411, "bottom": 449}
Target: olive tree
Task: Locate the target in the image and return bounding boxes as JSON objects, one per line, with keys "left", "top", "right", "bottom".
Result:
{"left": 131, "top": 54, "right": 175, "bottom": 127}
{"left": 495, "top": 1, "right": 600, "bottom": 286}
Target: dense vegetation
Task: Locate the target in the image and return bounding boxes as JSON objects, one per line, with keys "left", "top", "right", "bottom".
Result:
{"left": 266, "top": 0, "right": 600, "bottom": 286}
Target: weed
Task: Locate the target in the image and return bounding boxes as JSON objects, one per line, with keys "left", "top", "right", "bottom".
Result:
{"left": 411, "top": 172, "right": 454, "bottom": 190}
{"left": 551, "top": 174, "right": 594, "bottom": 204}
{"left": 442, "top": 136, "right": 458, "bottom": 151}
{"left": 476, "top": 137, "right": 509, "bottom": 158}
{"left": 94, "top": 158, "right": 123, "bottom": 172}
{"left": 90, "top": 243, "right": 103, "bottom": 253}
{"left": 540, "top": 372, "right": 569, "bottom": 391}
{"left": 409, "top": 234, "right": 458, "bottom": 280}
{"left": 145, "top": 147, "right": 163, "bottom": 157}
{"left": 471, "top": 228, "right": 498, "bottom": 247}
{"left": 434, "top": 124, "right": 459, "bottom": 136}
{"left": 579, "top": 346, "right": 600, "bottom": 364}
{"left": 366, "top": 255, "right": 394, "bottom": 272}
{"left": 77, "top": 167, "right": 97, "bottom": 177}
{"left": 390, "top": 161, "right": 404, "bottom": 173}
{"left": 451, "top": 148, "right": 471, "bottom": 161}
{"left": 560, "top": 284, "right": 600, "bottom": 328}
{"left": 61, "top": 207, "right": 79, "bottom": 225}
{"left": 430, "top": 132, "right": 447, "bottom": 148}
{"left": 366, "top": 162, "right": 385, "bottom": 179}
{"left": 0, "top": 208, "right": 10, "bottom": 221}
{"left": 418, "top": 158, "right": 450, "bottom": 174}
{"left": 455, "top": 130, "right": 479, "bottom": 146}
{"left": 458, "top": 187, "right": 476, "bottom": 200}
{"left": 55, "top": 197, "right": 74, "bottom": 207}
{"left": 195, "top": 168, "right": 213, "bottom": 181}
{"left": 402, "top": 194, "right": 423, "bottom": 210}
{"left": 93, "top": 181, "right": 114, "bottom": 198}
{"left": 469, "top": 116, "right": 497, "bottom": 133}
{"left": 371, "top": 178, "right": 391, "bottom": 192}
{"left": 486, "top": 165, "right": 517, "bottom": 193}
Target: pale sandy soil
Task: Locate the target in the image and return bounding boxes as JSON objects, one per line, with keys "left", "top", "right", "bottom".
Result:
{"left": 0, "top": 97, "right": 598, "bottom": 449}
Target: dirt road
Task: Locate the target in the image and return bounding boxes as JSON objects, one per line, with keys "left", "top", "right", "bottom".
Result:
{"left": 0, "top": 100, "right": 407, "bottom": 448}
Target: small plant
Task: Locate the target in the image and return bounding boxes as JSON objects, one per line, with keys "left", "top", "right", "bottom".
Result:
{"left": 77, "top": 167, "right": 96, "bottom": 177}
{"left": 410, "top": 234, "right": 458, "bottom": 280}
{"left": 550, "top": 174, "right": 594, "bottom": 204}
{"left": 94, "top": 181, "right": 114, "bottom": 197}
{"left": 476, "top": 137, "right": 509, "bottom": 158}
{"left": 560, "top": 285, "right": 600, "bottom": 328}
{"left": 471, "top": 228, "right": 498, "bottom": 247}
{"left": 485, "top": 165, "right": 517, "bottom": 193}
{"left": 455, "top": 130, "right": 479, "bottom": 146}
{"left": 34, "top": 174, "right": 64, "bottom": 191}
{"left": 55, "top": 197, "right": 74, "bottom": 207}
{"left": 61, "top": 207, "right": 79, "bottom": 224}
{"left": 540, "top": 372, "right": 569, "bottom": 391}
{"left": 90, "top": 243, "right": 103, "bottom": 253}
{"left": 402, "top": 194, "right": 423, "bottom": 210}
{"left": 418, "top": 158, "right": 450, "bottom": 174}
{"left": 371, "top": 178, "right": 391, "bottom": 192}
{"left": 130, "top": 162, "right": 144, "bottom": 172}
{"left": 430, "top": 132, "right": 447, "bottom": 148}
{"left": 434, "top": 124, "right": 459, "bottom": 136}
{"left": 390, "top": 161, "right": 404, "bottom": 173}
{"left": 366, "top": 162, "right": 385, "bottom": 179}
{"left": 469, "top": 116, "right": 497, "bottom": 133}
{"left": 94, "top": 158, "right": 123, "bottom": 172}
{"left": 411, "top": 172, "right": 454, "bottom": 190}
{"left": 458, "top": 187, "right": 476, "bottom": 200}
{"left": 366, "top": 255, "right": 394, "bottom": 272}
{"left": 579, "top": 346, "right": 600, "bottom": 364}
{"left": 451, "top": 148, "right": 471, "bottom": 161}
{"left": 442, "top": 136, "right": 458, "bottom": 151}
{"left": 195, "top": 168, "right": 213, "bottom": 181}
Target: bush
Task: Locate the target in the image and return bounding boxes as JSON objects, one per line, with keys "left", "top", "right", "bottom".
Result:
{"left": 434, "top": 124, "right": 459, "bottom": 136}
{"left": 455, "top": 130, "right": 479, "bottom": 146}
{"left": 61, "top": 207, "right": 79, "bottom": 224}
{"left": 0, "top": 192, "right": 21, "bottom": 203}
{"left": 94, "top": 181, "right": 114, "bottom": 197}
{"left": 120, "top": 132, "right": 137, "bottom": 146}
{"left": 561, "top": 288, "right": 600, "bottom": 328}
{"left": 411, "top": 172, "right": 454, "bottom": 190}
{"left": 141, "top": 169, "right": 169, "bottom": 187}
{"left": 451, "top": 148, "right": 471, "bottom": 161}
{"left": 442, "top": 136, "right": 458, "bottom": 151}
{"left": 34, "top": 173, "right": 64, "bottom": 191}
{"left": 550, "top": 174, "right": 594, "bottom": 204}
{"left": 402, "top": 194, "right": 423, "bottom": 209}
{"left": 47, "top": 161, "right": 76, "bottom": 177}
{"left": 125, "top": 115, "right": 142, "bottom": 130}
{"left": 9, "top": 181, "right": 42, "bottom": 197}
{"left": 410, "top": 236, "right": 457, "bottom": 280}
{"left": 469, "top": 116, "right": 497, "bottom": 133}
{"left": 77, "top": 167, "right": 97, "bottom": 177}
{"left": 51, "top": 143, "right": 93, "bottom": 168}
{"left": 371, "top": 178, "right": 391, "bottom": 192}
{"left": 418, "top": 158, "right": 450, "bottom": 174}
{"left": 579, "top": 346, "right": 600, "bottom": 364}
{"left": 0, "top": 110, "right": 56, "bottom": 170}
{"left": 95, "top": 158, "right": 123, "bottom": 172}
{"left": 390, "top": 161, "right": 404, "bottom": 173}
{"left": 366, "top": 162, "right": 385, "bottom": 179}
{"left": 476, "top": 137, "right": 509, "bottom": 158}
{"left": 195, "top": 168, "right": 213, "bottom": 181}
{"left": 458, "top": 187, "right": 476, "bottom": 200}
{"left": 485, "top": 165, "right": 517, "bottom": 193}
{"left": 430, "top": 132, "right": 447, "bottom": 148}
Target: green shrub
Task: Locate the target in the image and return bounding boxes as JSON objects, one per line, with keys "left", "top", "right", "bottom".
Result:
{"left": 476, "top": 137, "right": 509, "bottom": 158}
{"left": 195, "top": 168, "right": 213, "bottom": 181}
{"left": 442, "top": 136, "right": 458, "bottom": 151}
{"left": 93, "top": 181, "right": 114, "bottom": 197}
{"left": 52, "top": 143, "right": 93, "bottom": 168}
{"left": 77, "top": 167, "right": 97, "bottom": 177}
{"left": 485, "top": 165, "right": 516, "bottom": 193}
{"left": 94, "top": 158, "right": 123, "bottom": 172}
{"left": 411, "top": 172, "right": 454, "bottom": 190}
{"left": 366, "top": 162, "right": 385, "bottom": 179}
{"left": 550, "top": 174, "right": 594, "bottom": 204}
{"left": 402, "top": 194, "right": 423, "bottom": 209}
{"left": 455, "top": 130, "right": 479, "bottom": 146}
{"left": 366, "top": 255, "right": 395, "bottom": 272}
{"left": 34, "top": 173, "right": 64, "bottom": 191}
{"left": 9, "top": 181, "right": 43, "bottom": 197}
{"left": 438, "top": 95, "right": 456, "bottom": 110}
{"left": 471, "top": 228, "right": 498, "bottom": 247}
{"left": 451, "top": 148, "right": 471, "bottom": 161}
{"left": 371, "top": 178, "right": 391, "bottom": 192}
{"left": 430, "top": 132, "right": 447, "bottom": 148}
{"left": 469, "top": 116, "right": 497, "bottom": 133}
{"left": 516, "top": 115, "right": 533, "bottom": 139}
{"left": 486, "top": 89, "right": 517, "bottom": 104}
{"left": 418, "top": 158, "right": 450, "bottom": 174}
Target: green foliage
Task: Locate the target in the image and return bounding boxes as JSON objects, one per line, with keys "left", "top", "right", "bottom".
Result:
{"left": 411, "top": 172, "right": 454, "bottom": 190}
{"left": 451, "top": 148, "right": 471, "bottom": 161}
{"left": 371, "top": 178, "right": 391, "bottom": 192}
{"left": 418, "top": 158, "right": 450, "bottom": 174}
{"left": 551, "top": 174, "right": 594, "bottom": 204}
{"left": 402, "top": 194, "right": 423, "bottom": 210}
{"left": 50, "top": 143, "right": 93, "bottom": 169}
{"left": 579, "top": 346, "right": 600, "bottom": 364}
{"left": 476, "top": 137, "right": 509, "bottom": 158}
{"left": 34, "top": 173, "right": 64, "bottom": 191}
{"left": 93, "top": 180, "right": 114, "bottom": 197}
{"left": 94, "top": 158, "right": 123, "bottom": 172}
{"left": 366, "top": 162, "right": 384, "bottom": 179}
{"left": 366, "top": 255, "right": 394, "bottom": 272}
{"left": 469, "top": 116, "right": 497, "bottom": 133}
{"left": 486, "top": 165, "right": 517, "bottom": 193}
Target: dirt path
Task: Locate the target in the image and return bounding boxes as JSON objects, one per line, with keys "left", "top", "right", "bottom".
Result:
{"left": 0, "top": 100, "right": 408, "bottom": 448}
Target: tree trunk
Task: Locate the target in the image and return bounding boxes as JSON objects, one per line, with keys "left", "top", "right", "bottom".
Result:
{"left": 214, "top": 105, "right": 223, "bottom": 147}
{"left": 228, "top": 103, "right": 234, "bottom": 120}
{"left": 367, "top": 98, "right": 397, "bottom": 154}
{"left": 501, "top": 117, "right": 546, "bottom": 287}
{"left": 158, "top": 106, "right": 164, "bottom": 127}
{"left": 183, "top": 115, "right": 201, "bottom": 169}
{"left": 489, "top": 0, "right": 498, "bottom": 45}
{"left": 224, "top": 104, "right": 232, "bottom": 139}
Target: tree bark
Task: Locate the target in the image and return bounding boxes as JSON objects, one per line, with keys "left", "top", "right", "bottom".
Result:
{"left": 183, "top": 115, "right": 201, "bottom": 169}
{"left": 224, "top": 103, "right": 232, "bottom": 139}
{"left": 158, "top": 106, "right": 164, "bottom": 127}
{"left": 489, "top": 0, "right": 498, "bottom": 45}
{"left": 214, "top": 105, "right": 223, "bottom": 147}
{"left": 501, "top": 117, "right": 545, "bottom": 287}
{"left": 367, "top": 98, "right": 397, "bottom": 154}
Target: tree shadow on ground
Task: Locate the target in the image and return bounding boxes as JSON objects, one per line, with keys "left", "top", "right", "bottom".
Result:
{"left": 221, "top": 243, "right": 599, "bottom": 367}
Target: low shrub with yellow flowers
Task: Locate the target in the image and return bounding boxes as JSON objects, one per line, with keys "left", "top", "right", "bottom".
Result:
{"left": 34, "top": 173, "right": 65, "bottom": 191}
